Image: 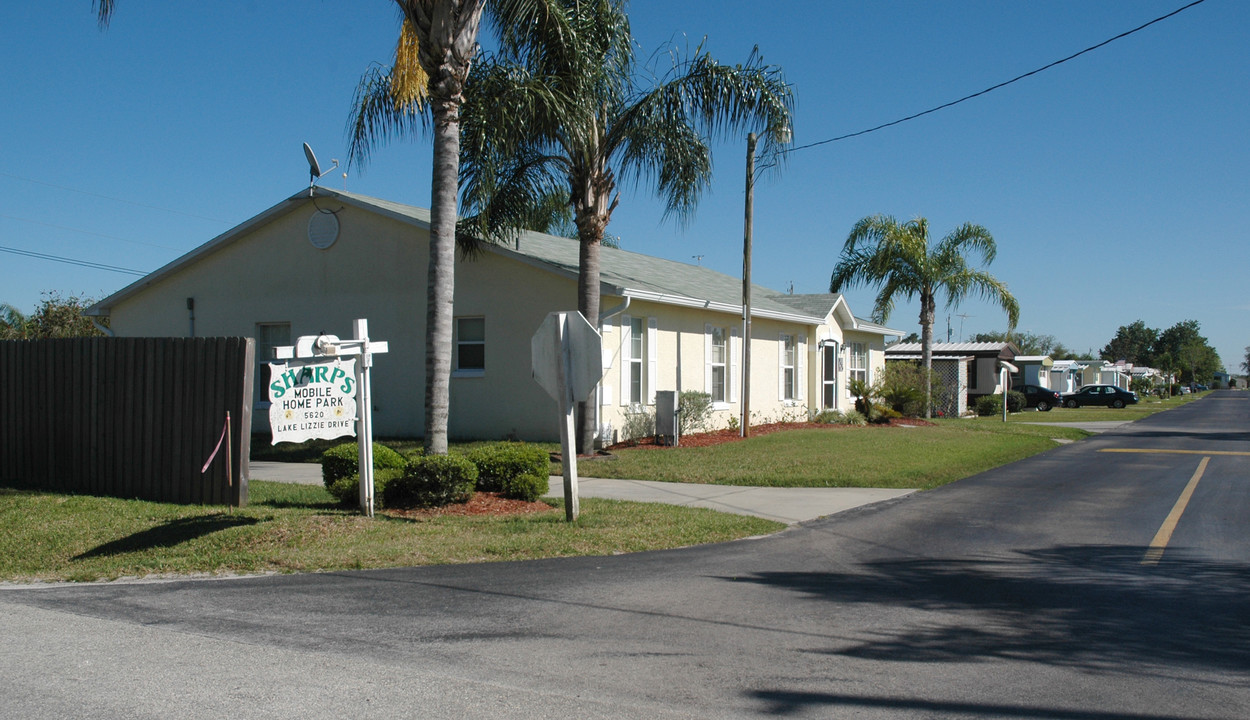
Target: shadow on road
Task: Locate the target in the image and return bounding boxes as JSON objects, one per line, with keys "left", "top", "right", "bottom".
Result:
{"left": 728, "top": 545, "right": 1249, "bottom": 675}
{"left": 748, "top": 689, "right": 1222, "bottom": 720}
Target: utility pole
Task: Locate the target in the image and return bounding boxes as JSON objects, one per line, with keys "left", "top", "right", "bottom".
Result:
{"left": 741, "top": 133, "right": 757, "bottom": 437}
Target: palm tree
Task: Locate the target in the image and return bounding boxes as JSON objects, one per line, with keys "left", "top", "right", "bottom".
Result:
{"left": 453, "top": 0, "right": 794, "bottom": 451}
{"left": 0, "top": 303, "right": 30, "bottom": 340}
{"left": 349, "top": 1, "right": 581, "bottom": 455}
{"left": 93, "top": 2, "right": 479, "bottom": 455}
{"left": 830, "top": 215, "right": 1020, "bottom": 419}
{"left": 344, "top": 1, "right": 488, "bottom": 455}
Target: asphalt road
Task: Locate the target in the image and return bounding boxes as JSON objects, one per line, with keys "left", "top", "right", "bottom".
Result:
{"left": 3, "top": 391, "right": 1247, "bottom": 719}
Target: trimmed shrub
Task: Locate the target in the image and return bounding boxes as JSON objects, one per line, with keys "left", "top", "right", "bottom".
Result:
{"left": 677, "top": 391, "right": 714, "bottom": 435}
{"left": 321, "top": 442, "right": 408, "bottom": 505}
{"left": 499, "top": 474, "right": 548, "bottom": 503}
{"left": 463, "top": 443, "right": 549, "bottom": 494}
{"left": 812, "top": 409, "right": 845, "bottom": 424}
{"left": 383, "top": 454, "right": 478, "bottom": 508}
{"left": 867, "top": 403, "right": 900, "bottom": 424}
{"left": 327, "top": 466, "right": 404, "bottom": 509}
{"left": 975, "top": 394, "right": 1003, "bottom": 417}
{"left": 620, "top": 409, "right": 655, "bottom": 445}
{"left": 841, "top": 410, "right": 868, "bottom": 426}
{"left": 1006, "top": 390, "right": 1026, "bottom": 413}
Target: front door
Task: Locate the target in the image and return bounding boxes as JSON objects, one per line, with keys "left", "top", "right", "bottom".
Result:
{"left": 822, "top": 343, "right": 838, "bottom": 410}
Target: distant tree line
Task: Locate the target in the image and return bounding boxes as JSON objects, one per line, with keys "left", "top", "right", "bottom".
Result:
{"left": 1099, "top": 319, "right": 1221, "bottom": 384}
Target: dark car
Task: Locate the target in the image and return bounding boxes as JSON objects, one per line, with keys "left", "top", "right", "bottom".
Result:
{"left": 1016, "top": 383, "right": 1061, "bottom": 411}
{"left": 1062, "top": 384, "right": 1139, "bottom": 409}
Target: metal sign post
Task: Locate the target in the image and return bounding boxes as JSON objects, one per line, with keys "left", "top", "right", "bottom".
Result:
{"left": 273, "top": 319, "right": 389, "bottom": 516}
{"left": 532, "top": 312, "right": 603, "bottom": 521}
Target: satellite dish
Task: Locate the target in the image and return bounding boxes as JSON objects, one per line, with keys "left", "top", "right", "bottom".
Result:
{"left": 302, "top": 142, "right": 340, "bottom": 196}
{"left": 304, "top": 142, "right": 322, "bottom": 179}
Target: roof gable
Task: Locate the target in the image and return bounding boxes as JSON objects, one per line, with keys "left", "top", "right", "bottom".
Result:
{"left": 86, "top": 188, "right": 891, "bottom": 338}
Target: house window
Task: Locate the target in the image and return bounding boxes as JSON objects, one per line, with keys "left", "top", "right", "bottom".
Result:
{"left": 621, "top": 315, "right": 656, "bottom": 406}
{"left": 781, "top": 334, "right": 798, "bottom": 401}
{"left": 629, "top": 316, "right": 645, "bottom": 404}
{"left": 455, "top": 317, "right": 485, "bottom": 375}
{"left": 256, "top": 322, "right": 291, "bottom": 407}
{"left": 968, "top": 359, "right": 979, "bottom": 390}
{"left": 710, "top": 326, "right": 727, "bottom": 403}
{"left": 849, "top": 342, "right": 868, "bottom": 386}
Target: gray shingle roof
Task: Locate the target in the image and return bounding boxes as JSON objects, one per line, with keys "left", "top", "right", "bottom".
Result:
{"left": 323, "top": 188, "right": 825, "bottom": 322}
{"left": 88, "top": 187, "right": 894, "bottom": 334}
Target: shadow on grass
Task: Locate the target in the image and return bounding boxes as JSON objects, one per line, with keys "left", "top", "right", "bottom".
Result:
{"left": 252, "top": 497, "right": 341, "bottom": 510}
{"left": 74, "top": 514, "right": 260, "bottom": 559}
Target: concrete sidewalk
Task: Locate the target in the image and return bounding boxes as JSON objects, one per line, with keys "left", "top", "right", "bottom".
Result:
{"left": 545, "top": 477, "right": 914, "bottom": 525}
{"left": 248, "top": 461, "right": 915, "bottom": 525}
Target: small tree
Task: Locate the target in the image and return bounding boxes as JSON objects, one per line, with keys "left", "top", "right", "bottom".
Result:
{"left": 877, "top": 363, "right": 930, "bottom": 417}
{"left": 2, "top": 293, "right": 105, "bottom": 339}
{"left": 847, "top": 377, "right": 875, "bottom": 415}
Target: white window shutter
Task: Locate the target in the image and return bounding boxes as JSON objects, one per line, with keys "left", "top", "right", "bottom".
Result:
{"left": 647, "top": 318, "right": 658, "bottom": 405}
{"left": 778, "top": 333, "right": 786, "bottom": 401}
{"left": 601, "top": 385, "right": 612, "bottom": 406}
{"left": 798, "top": 334, "right": 807, "bottom": 401}
{"left": 729, "top": 326, "right": 740, "bottom": 403}
{"left": 620, "top": 315, "right": 632, "bottom": 406}
{"left": 704, "top": 323, "right": 713, "bottom": 394}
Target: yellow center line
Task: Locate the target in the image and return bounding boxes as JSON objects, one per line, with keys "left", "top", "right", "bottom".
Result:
{"left": 1141, "top": 456, "right": 1210, "bottom": 566}
{"left": 1099, "top": 448, "right": 1250, "bottom": 456}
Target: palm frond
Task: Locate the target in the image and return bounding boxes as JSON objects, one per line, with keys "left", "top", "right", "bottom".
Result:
{"left": 345, "top": 63, "right": 430, "bottom": 172}
{"left": 93, "top": 0, "right": 114, "bottom": 29}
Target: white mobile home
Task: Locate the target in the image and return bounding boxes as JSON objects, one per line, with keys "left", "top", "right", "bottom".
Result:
{"left": 86, "top": 188, "right": 899, "bottom": 443}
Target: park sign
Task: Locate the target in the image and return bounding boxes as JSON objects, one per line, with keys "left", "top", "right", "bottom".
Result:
{"left": 267, "top": 358, "right": 358, "bottom": 444}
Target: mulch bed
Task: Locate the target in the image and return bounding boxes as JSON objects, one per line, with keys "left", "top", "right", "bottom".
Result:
{"left": 605, "top": 418, "right": 935, "bottom": 451}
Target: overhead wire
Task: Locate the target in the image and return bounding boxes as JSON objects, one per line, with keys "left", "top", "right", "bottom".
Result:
{"left": 0, "top": 245, "right": 149, "bottom": 276}
{"left": 783, "top": 0, "right": 1207, "bottom": 155}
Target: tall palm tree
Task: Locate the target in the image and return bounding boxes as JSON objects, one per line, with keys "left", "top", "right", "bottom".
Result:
{"left": 830, "top": 215, "right": 1020, "bottom": 419}
{"left": 95, "top": 1, "right": 485, "bottom": 455}
{"left": 454, "top": 0, "right": 794, "bottom": 451}
{"left": 348, "top": 1, "right": 486, "bottom": 455}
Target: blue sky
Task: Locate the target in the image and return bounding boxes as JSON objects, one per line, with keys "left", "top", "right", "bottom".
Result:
{"left": 2, "top": 1, "right": 1245, "bottom": 370}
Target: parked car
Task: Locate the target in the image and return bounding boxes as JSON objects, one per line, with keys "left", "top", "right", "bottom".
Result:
{"left": 1062, "top": 384, "right": 1139, "bottom": 409}
{"left": 1016, "top": 384, "right": 1062, "bottom": 411}
{"left": 1193, "top": 383, "right": 1209, "bottom": 391}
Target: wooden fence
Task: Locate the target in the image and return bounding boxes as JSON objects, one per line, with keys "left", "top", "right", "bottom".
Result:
{"left": 0, "top": 337, "right": 254, "bottom": 506}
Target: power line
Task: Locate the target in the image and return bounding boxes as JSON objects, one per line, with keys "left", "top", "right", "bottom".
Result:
{"left": 0, "top": 171, "right": 232, "bottom": 224}
{"left": 0, "top": 245, "right": 149, "bottom": 276}
{"left": 0, "top": 213, "right": 183, "bottom": 251}
{"left": 785, "top": 0, "right": 1207, "bottom": 154}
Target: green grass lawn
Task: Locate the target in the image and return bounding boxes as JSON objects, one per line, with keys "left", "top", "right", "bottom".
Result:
{"left": 0, "top": 480, "right": 781, "bottom": 584}
{"left": 577, "top": 421, "right": 1089, "bottom": 489}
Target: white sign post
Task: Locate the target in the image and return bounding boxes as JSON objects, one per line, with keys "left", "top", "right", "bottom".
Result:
{"left": 531, "top": 311, "right": 603, "bottom": 521}
{"left": 271, "top": 319, "right": 389, "bottom": 516}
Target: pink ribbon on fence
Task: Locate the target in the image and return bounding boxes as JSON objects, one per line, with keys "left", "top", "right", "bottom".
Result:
{"left": 202, "top": 416, "right": 229, "bottom": 474}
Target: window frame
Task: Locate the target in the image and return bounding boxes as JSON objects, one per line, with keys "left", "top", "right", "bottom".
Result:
{"left": 453, "top": 316, "right": 486, "bottom": 377}
{"left": 781, "top": 333, "right": 798, "bottom": 401}
{"left": 849, "top": 341, "right": 868, "bottom": 387}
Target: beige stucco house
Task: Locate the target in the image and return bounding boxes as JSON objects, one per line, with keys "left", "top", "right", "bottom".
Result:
{"left": 86, "top": 188, "right": 900, "bottom": 443}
